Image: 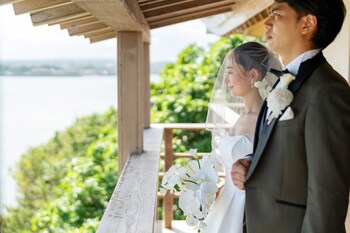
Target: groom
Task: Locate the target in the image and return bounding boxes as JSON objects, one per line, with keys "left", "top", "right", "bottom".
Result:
{"left": 231, "top": 0, "right": 350, "bottom": 232}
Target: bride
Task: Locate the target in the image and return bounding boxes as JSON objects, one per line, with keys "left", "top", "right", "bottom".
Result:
{"left": 203, "top": 42, "right": 281, "bottom": 233}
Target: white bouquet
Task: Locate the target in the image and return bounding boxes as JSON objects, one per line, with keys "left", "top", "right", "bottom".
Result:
{"left": 159, "top": 149, "right": 223, "bottom": 232}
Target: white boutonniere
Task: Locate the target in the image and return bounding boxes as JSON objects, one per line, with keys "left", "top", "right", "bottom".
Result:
{"left": 266, "top": 73, "right": 296, "bottom": 124}
{"left": 254, "top": 71, "right": 279, "bottom": 99}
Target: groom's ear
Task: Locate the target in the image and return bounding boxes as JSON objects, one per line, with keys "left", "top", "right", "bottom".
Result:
{"left": 300, "top": 14, "right": 317, "bottom": 36}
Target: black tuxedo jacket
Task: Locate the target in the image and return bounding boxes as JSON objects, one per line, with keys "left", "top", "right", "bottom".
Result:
{"left": 245, "top": 53, "right": 350, "bottom": 233}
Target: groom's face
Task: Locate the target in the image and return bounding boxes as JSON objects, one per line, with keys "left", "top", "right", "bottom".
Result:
{"left": 264, "top": 2, "right": 302, "bottom": 56}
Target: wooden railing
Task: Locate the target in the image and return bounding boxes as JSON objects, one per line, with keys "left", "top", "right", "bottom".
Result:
{"left": 96, "top": 123, "right": 207, "bottom": 232}
{"left": 97, "top": 126, "right": 164, "bottom": 233}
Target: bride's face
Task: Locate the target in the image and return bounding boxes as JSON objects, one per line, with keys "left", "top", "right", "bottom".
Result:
{"left": 224, "top": 57, "right": 251, "bottom": 97}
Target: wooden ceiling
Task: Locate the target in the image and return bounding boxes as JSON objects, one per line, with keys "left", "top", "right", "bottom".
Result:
{"left": 0, "top": 0, "right": 267, "bottom": 44}
{"left": 226, "top": 8, "right": 269, "bottom": 36}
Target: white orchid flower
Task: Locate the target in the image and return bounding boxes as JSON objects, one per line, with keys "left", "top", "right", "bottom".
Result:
{"left": 189, "top": 148, "right": 198, "bottom": 159}
{"left": 202, "top": 152, "right": 223, "bottom": 173}
{"left": 185, "top": 213, "right": 199, "bottom": 227}
{"left": 179, "top": 189, "right": 200, "bottom": 215}
{"left": 161, "top": 165, "right": 181, "bottom": 190}
{"left": 185, "top": 160, "right": 201, "bottom": 180}
{"left": 197, "top": 181, "right": 217, "bottom": 206}
{"left": 198, "top": 221, "right": 208, "bottom": 230}
{"left": 159, "top": 187, "right": 167, "bottom": 196}
{"left": 159, "top": 148, "right": 221, "bottom": 231}
{"left": 177, "top": 166, "right": 187, "bottom": 179}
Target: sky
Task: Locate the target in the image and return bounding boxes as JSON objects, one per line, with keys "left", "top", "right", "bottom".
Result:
{"left": 0, "top": 4, "right": 219, "bottom": 62}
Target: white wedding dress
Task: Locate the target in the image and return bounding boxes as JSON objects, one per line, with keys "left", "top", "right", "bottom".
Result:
{"left": 202, "top": 134, "right": 253, "bottom": 233}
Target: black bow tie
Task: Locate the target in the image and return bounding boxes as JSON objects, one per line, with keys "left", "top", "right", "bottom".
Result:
{"left": 269, "top": 68, "right": 290, "bottom": 77}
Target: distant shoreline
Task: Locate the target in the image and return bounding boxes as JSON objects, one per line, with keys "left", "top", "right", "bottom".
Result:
{"left": 0, "top": 60, "right": 170, "bottom": 76}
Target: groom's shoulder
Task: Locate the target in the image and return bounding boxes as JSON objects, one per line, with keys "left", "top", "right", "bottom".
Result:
{"left": 304, "top": 61, "right": 350, "bottom": 103}
{"left": 312, "top": 61, "right": 349, "bottom": 87}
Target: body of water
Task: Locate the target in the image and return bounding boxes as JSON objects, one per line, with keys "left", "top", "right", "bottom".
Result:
{"left": 0, "top": 75, "right": 158, "bottom": 213}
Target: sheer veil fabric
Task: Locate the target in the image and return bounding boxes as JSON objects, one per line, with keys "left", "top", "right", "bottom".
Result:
{"left": 203, "top": 42, "right": 281, "bottom": 233}
{"left": 205, "top": 42, "right": 281, "bottom": 151}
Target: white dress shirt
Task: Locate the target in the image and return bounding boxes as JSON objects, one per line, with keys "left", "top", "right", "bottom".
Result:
{"left": 284, "top": 49, "right": 321, "bottom": 75}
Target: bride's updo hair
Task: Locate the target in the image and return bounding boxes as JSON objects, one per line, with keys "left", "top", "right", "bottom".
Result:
{"left": 231, "top": 42, "right": 278, "bottom": 79}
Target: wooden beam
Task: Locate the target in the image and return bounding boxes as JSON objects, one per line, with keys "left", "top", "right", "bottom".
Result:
{"left": 149, "top": 6, "right": 233, "bottom": 29}
{"left": 0, "top": 0, "right": 23, "bottom": 6}
{"left": 72, "top": 0, "right": 150, "bottom": 42}
{"left": 208, "top": 0, "right": 272, "bottom": 36}
{"left": 243, "top": 19, "right": 266, "bottom": 37}
{"left": 83, "top": 27, "right": 114, "bottom": 38}
{"left": 146, "top": 0, "right": 235, "bottom": 23}
{"left": 31, "top": 2, "right": 89, "bottom": 26}
{"left": 60, "top": 15, "right": 98, "bottom": 29}
{"left": 224, "top": 8, "right": 270, "bottom": 37}
{"left": 140, "top": 0, "right": 195, "bottom": 11}
{"left": 139, "top": 0, "right": 166, "bottom": 6}
{"left": 144, "top": 0, "right": 232, "bottom": 17}
{"left": 48, "top": 14, "right": 92, "bottom": 26}
{"left": 117, "top": 31, "right": 144, "bottom": 173}
{"left": 89, "top": 31, "right": 116, "bottom": 43}
{"left": 67, "top": 21, "right": 107, "bottom": 36}
{"left": 13, "top": 0, "right": 71, "bottom": 15}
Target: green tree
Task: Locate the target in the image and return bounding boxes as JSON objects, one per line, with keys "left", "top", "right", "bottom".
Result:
{"left": 2, "top": 108, "right": 118, "bottom": 233}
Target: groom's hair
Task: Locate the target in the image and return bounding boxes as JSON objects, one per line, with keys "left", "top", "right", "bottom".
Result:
{"left": 275, "top": 0, "right": 346, "bottom": 49}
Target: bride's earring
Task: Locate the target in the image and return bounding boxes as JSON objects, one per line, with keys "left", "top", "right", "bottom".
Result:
{"left": 251, "top": 79, "right": 255, "bottom": 88}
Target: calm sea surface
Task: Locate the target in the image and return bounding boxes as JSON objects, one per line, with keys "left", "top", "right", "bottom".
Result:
{"left": 0, "top": 75, "right": 158, "bottom": 213}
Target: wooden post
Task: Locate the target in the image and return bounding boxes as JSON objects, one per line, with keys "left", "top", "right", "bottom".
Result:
{"left": 117, "top": 31, "right": 144, "bottom": 174}
{"left": 163, "top": 128, "right": 174, "bottom": 228}
{"left": 143, "top": 42, "right": 151, "bottom": 128}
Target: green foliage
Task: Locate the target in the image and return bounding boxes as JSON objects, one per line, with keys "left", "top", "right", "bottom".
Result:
{"left": 2, "top": 108, "right": 118, "bottom": 233}
{"left": 0, "top": 214, "right": 3, "bottom": 232}
{"left": 151, "top": 34, "right": 258, "bottom": 153}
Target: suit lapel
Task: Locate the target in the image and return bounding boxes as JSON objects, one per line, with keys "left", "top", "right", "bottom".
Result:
{"left": 253, "top": 101, "right": 267, "bottom": 151}
{"left": 246, "top": 52, "right": 326, "bottom": 181}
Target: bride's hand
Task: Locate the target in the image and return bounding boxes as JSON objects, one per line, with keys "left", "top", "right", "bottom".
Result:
{"left": 231, "top": 158, "right": 251, "bottom": 190}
